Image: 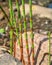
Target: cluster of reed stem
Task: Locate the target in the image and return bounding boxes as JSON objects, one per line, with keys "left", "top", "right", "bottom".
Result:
{"left": 1, "top": 0, "right": 51, "bottom": 65}
{"left": 0, "top": 0, "right": 35, "bottom": 65}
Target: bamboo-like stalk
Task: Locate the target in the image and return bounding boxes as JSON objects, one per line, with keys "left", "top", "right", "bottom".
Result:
{"left": 29, "top": 0, "right": 34, "bottom": 65}
{"left": 9, "top": 0, "right": 13, "bottom": 55}
{"left": 16, "top": 0, "right": 24, "bottom": 62}
{"left": 48, "top": 31, "right": 51, "bottom": 65}
{"left": 13, "top": 27, "right": 19, "bottom": 57}
{"left": 22, "top": 0, "right": 30, "bottom": 65}
{"left": 13, "top": 14, "right": 17, "bottom": 57}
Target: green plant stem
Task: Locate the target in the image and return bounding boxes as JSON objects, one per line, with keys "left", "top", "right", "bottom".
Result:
{"left": 13, "top": 11, "right": 17, "bottom": 57}
{"left": 9, "top": 0, "right": 13, "bottom": 55}
{"left": 16, "top": 0, "right": 21, "bottom": 46}
{"left": 22, "top": 0, "right": 30, "bottom": 65}
{"left": 29, "top": 0, "right": 34, "bottom": 65}
{"left": 9, "top": 0, "right": 13, "bottom": 26}
{"left": 9, "top": 29, "right": 13, "bottom": 55}
{"left": 48, "top": 31, "right": 51, "bottom": 65}
{"left": 16, "top": 0, "right": 23, "bottom": 61}
{"left": 16, "top": 0, "right": 21, "bottom": 19}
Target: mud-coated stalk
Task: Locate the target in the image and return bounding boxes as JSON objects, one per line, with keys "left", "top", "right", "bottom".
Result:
{"left": 22, "top": 0, "right": 30, "bottom": 65}
{"left": 13, "top": 14, "right": 17, "bottom": 57}
{"left": 13, "top": 27, "right": 20, "bottom": 57}
{"left": 16, "top": 0, "right": 24, "bottom": 62}
{"left": 48, "top": 31, "right": 51, "bottom": 65}
{"left": 29, "top": 0, "right": 34, "bottom": 65}
{"left": 19, "top": 21, "right": 23, "bottom": 61}
{"left": 9, "top": 0, "right": 13, "bottom": 55}
{"left": 13, "top": 32, "right": 16, "bottom": 57}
